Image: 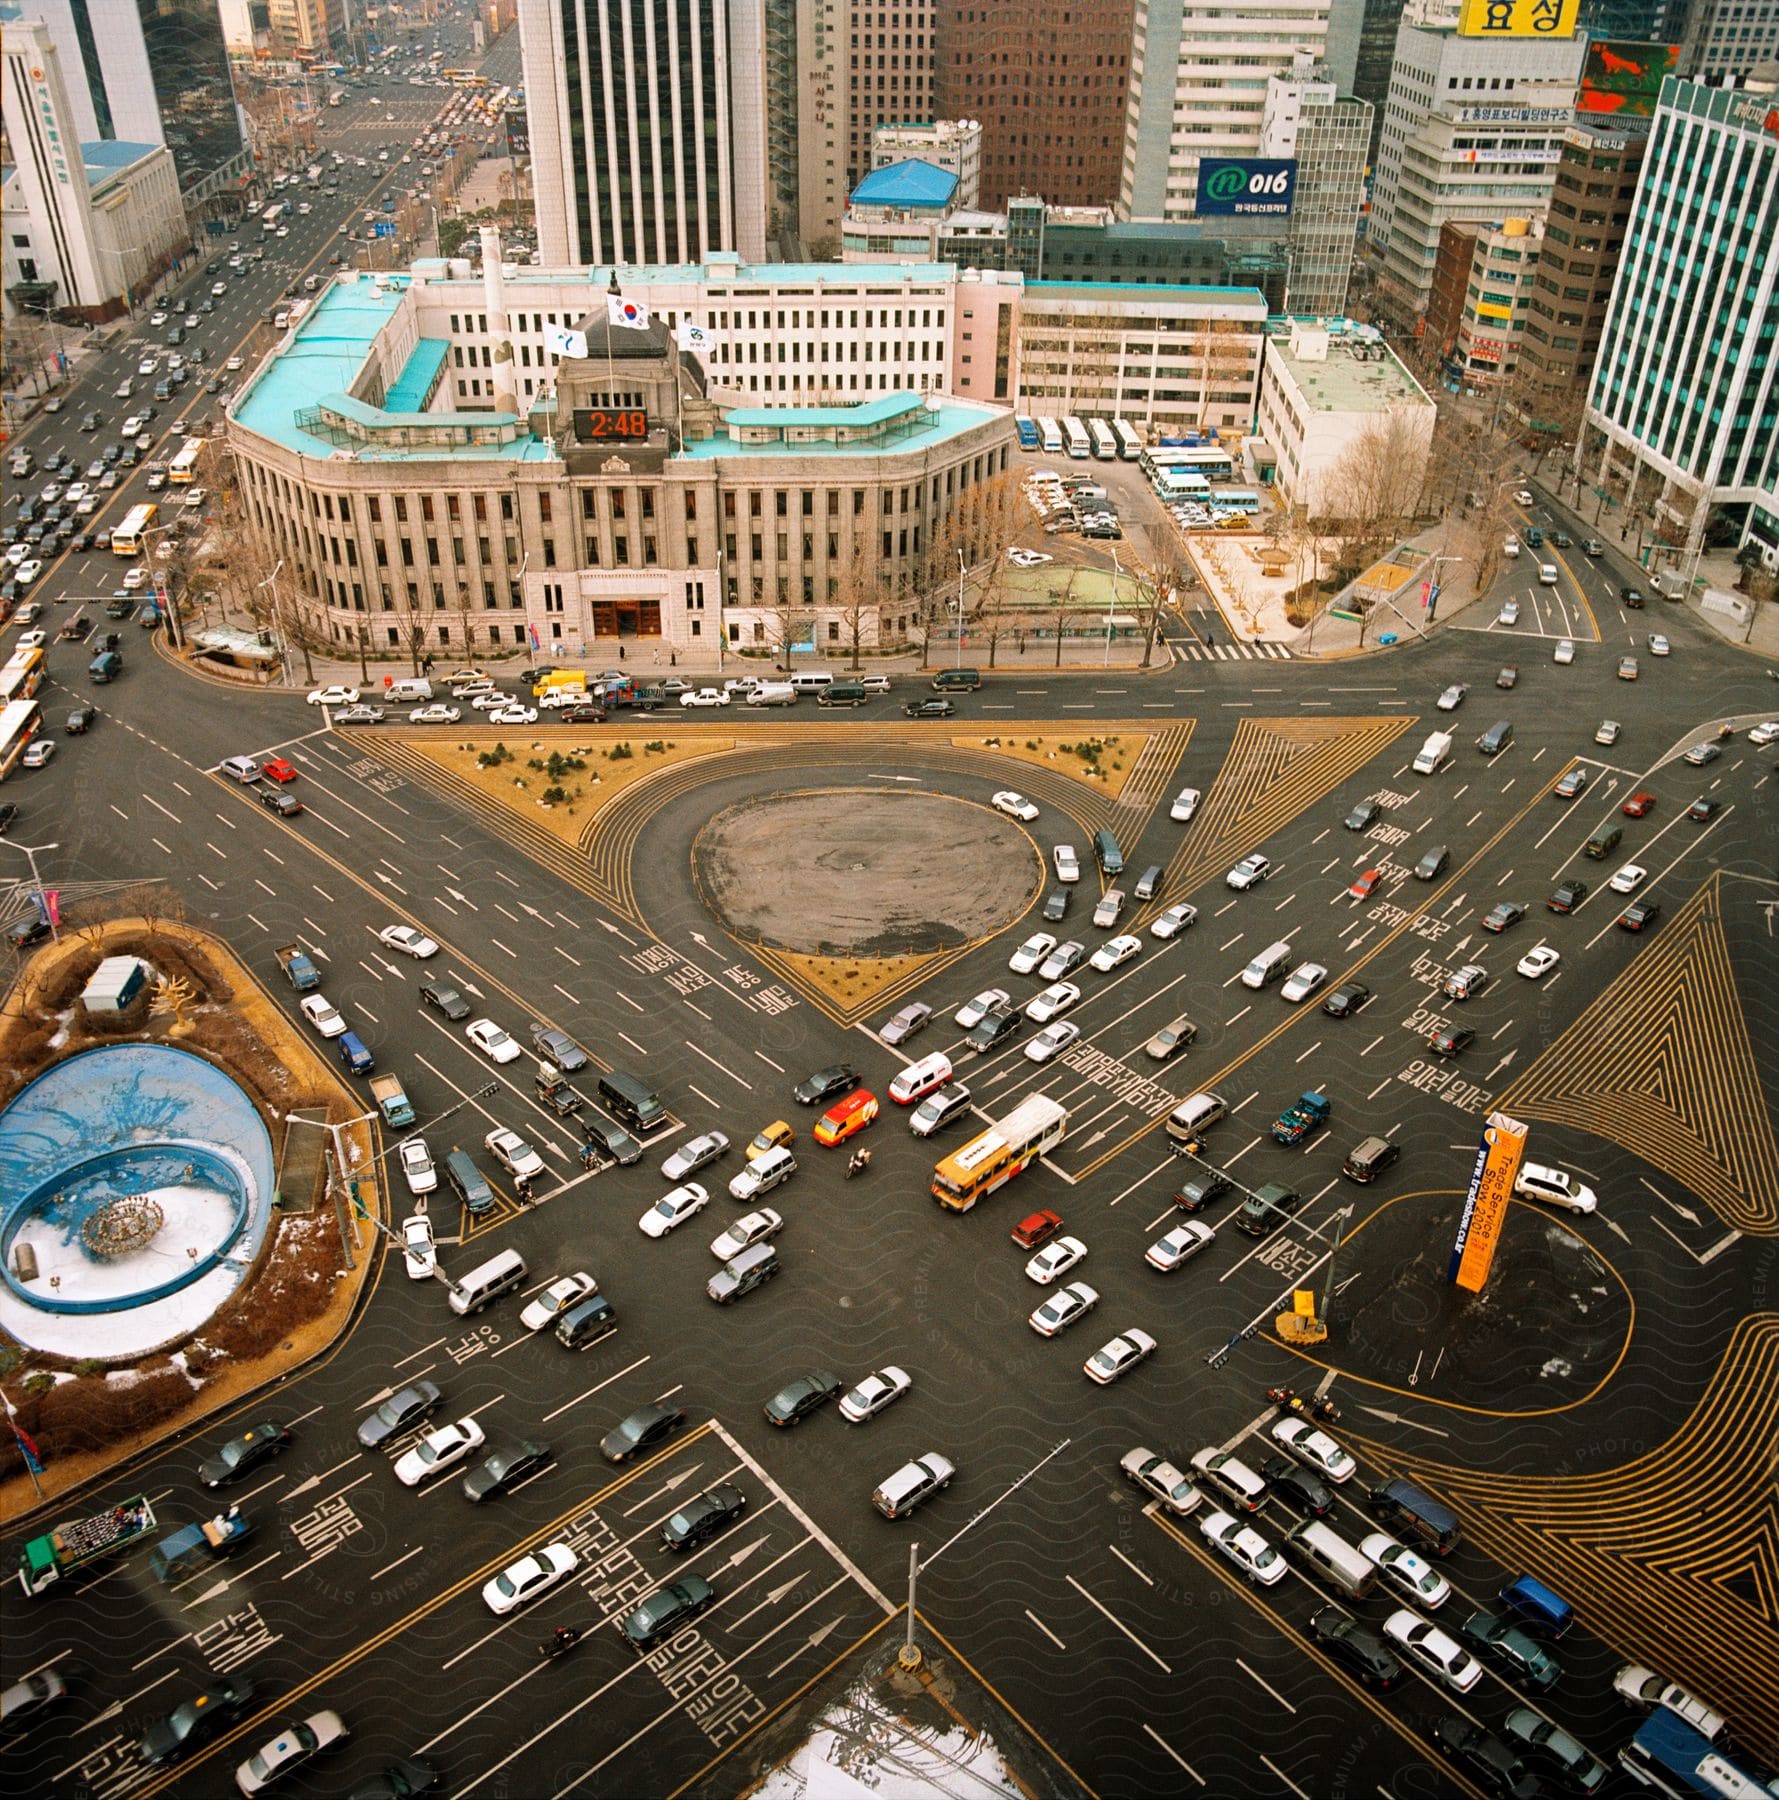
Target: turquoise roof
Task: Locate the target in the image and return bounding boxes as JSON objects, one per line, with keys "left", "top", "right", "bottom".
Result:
{"left": 490, "top": 261, "right": 957, "bottom": 289}
{"left": 679, "top": 400, "right": 1001, "bottom": 461}
{"left": 723, "top": 392, "right": 929, "bottom": 429}
{"left": 850, "top": 160, "right": 959, "bottom": 209}
{"left": 384, "top": 338, "right": 449, "bottom": 413}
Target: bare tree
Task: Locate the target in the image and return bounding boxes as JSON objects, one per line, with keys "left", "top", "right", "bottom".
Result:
{"left": 1318, "top": 412, "right": 1434, "bottom": 582}
{"left": 1120, "top": 549, "right": 1187, "bottom": 669}
{"left": 1195, "top": 320, "right": 1258, "bottom": 436}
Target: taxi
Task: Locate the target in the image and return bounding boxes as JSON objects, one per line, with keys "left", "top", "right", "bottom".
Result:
{"left": 813, "top": 1090, "right": 879, "bottom": 1146}
{"left": 745, "top": 1120, "right": 795, "bottom": 1161}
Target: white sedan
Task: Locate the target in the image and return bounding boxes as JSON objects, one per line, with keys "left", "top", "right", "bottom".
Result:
{"left": 14, "top": 560, "right": 42, "bottom": 586}
{"left": 398, "top": 1138, "right": 437, "bottom": 1196}
{"left": 838, "top": 1365, "right": 912, "bottom": 1424}
{"left": 487, "top": 704, "right": 538, "bottom": 725}
{"left": 1169, "top": 787, "right": 1200, "bottom": 823}
{"left": 679, "top": 687, "right": 730, "bottom": 707}
{"left": 954, "top": 988, "right": 1009, "bottom": 1029}
{"left": 639, "top": 1182, "right": 710, "bottom": 1238}
{"left": 1383, "top": 1611, "right": 1481, "bottom": 1691}
{"left": 299, "top": 994, "right": 347, "bottom": 1037}
{"left": 1089, "top": 934, "right": 1141, "bottom": 972}
{"left": 1200, "top": 1510, "right": 1286, "bottom": 1585}
{"left": 1270, "top": 1417, "right": 1357, "bottom": 1483}
{"left": 465, "top": 1018, "right": 522, "bottom": 1063}
{"left": 1025, "top": 1234, "right": 1087, "bottom": 1285}
{"left": 711, "top": 1207, "right": 782, "bottom": 1261}
{"left": 1226, "top": 853, "right": 1272, "bottom": 891}
{"left": 1150, "top": 903, "right": 1198, "bottom": 940}
{"left": 991, "top": 789, "right": 1040, "bottom": 821}
{"left": 122, "top": 566, "right": 151, "bottom": 590}
{"left": 1025, "top": 981, "right": 1080, "bottom": 1024}
{"left": 400, "top": 1209, "right": 436, "bottom": 1280}
{"left": 1145, "top": 1220, "right": 1215, "bottom": 1272}
{"left": 1084, "top": 1328, "right": 1156, "bottom": 1385}
{"left": 306, "top": 685, "right": 360, "bottom": 706}
{"left": 394, "top": 1416, "right": 486, "bottom": 1486}
{"left": 1008, "top": 932, "right": 1057, "bottom": 975}
{"left": 1007, "top": 548, "right": 1052, "bottom": 568}
{"left": 1121, "top": 1448, "right": 1202, "bottom": 1517}
{"left": 1280, "top": 962, "right": 1327, "bottom": 1004}
{"left": 1053, "top": 845, "right": 1081, "bottom": 883}
{"left": 1517, "top": 944, "right": 1562, "bottom": 980}
{"left": 409, "top": 703, "right": 461, "bottom": 724}
{"left": 1028, "top": 1280, "right": 1099, "bottom": 1337}
{"left": 1024, "top": 1021, "right": 1080, "bottom": 1063}
{"left": 484, "top": 1126, "right": 544, "bottom": 1181}
{"left": 378, "top": 924, "right": 439, "bottom": 959}
{"left": 1608, "top": 862, "right": 1647, "bottom": 894}
{"left": 1362, "top": 1532, "right": 1451, "bottom": 1609}
{"left": 483, "top": 1542, "right": 579, "bottom": 1615}
{"left": 661, "top": 1131, "right": 730, "bottom": 1181}
{"left": 1648, "top": 633, "right": 1671, "bottom": 656}
{"left": 1553, "top": 639, "right": 1576, "bottom": 665}
{"left": 235, "top": 1711, "right": 349, "bottom": 1796}
{"left": 1513, "top": 489, "right": 1535, "bottom": 505}
{"left": 519, "top": 1271, "right": 598, "bottom": 1332}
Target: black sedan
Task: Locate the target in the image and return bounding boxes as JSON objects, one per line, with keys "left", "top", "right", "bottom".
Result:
{"left": 462, "top": 1436, "right": 552, "bottom": 1503}
{"left": 1321, "top": 981, "right": 1371, "bottom": 1018}
{"left": 1430, "top": 1715, "right": 1540, "bottom": 1799}
{"left": 356, "top": 1381, "right": 441, "bottom": 1451}
{"left": 621, "top": 1575, "right": 714, "bottom": 1647}
{"left": 793, "top": 1064, "right": 860, "bottom": 1106}
{"left": 198, "top": 1420, "right": 292, "bottom": 1487}
{"left": 65, "top": 707, "right": 96, "bottom": 736}
{"left": 257, "top": 787, "right": 304, "bottom": 817}
{"left": 1306, "top": 1606, "right": 1402, "bottom": 1690}
{"left": 1481, "top": 901, "right": 1525, "bottom": 933}
{"left": 581, "top": 1116, "right": 643, "bottom": 1166}
{"left": 139, "top": 1676, "right": 257, "bottom": 1766}
{"left": 1343, "top": 800, "right": 1380, "bottom": 831}
{"left": 348, "top": 1758, "right": 440, "bottom": 1800}
{"left": 660, "top": 1482, "right": 748, "bottom": 1552}
{"left": 966, "top": 1007, "right": 1023, "bottom": 1052}
{"left": 419, "top": 982, "right": 472, "bottom": 1020}
{"left": 1547, "top": 879, "right": 1588, "bottom": 913}
{"left": 763, "top": 1370, "right": 843, "bottom": 1428}
{"left": 600, "top": 1401, "right": 687, "bottom": 1464}
{"left": 904, "top": 697, "right": 955, "bottom": 719}
{"left": 1260, "top": 1455, "right": 1333, "bottom": 1516}
{"left": 1429, "top": 1025, "right": 1475, "bottom": 1057}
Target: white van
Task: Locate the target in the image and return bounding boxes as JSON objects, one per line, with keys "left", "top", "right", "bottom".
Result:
{"left": 1412, "top": 731, "right": 1453, "bottom": 775}
{"left": 1241, "top": 941, "right": 1294, "bottom": 989}
{"left": 447, "top": 1246, "right": 528, "bottom": 1316}
{"left": 1166, "top": 1091, "right": 1227, "bottom": 1144}
{"left": 1538, "top": 563, "right": 1559, "bottom": 586}
{"left": 729, "top": 1144, "right": 796, "bottom": 1201}
{"left": 1503, "top": 536, "right": 1521, "bottom": 558}
{"left": 1283, "top": 1520, "right": 1377, "bottom": 1600}
{"left": 889, "top": 1051, "right": 953, "bottom": 1106}
{"left": 747, "top": 681, "right": 796, "bottom": 707}
{"left": 789, "top": 671, "right": 833, "bottom": 695}
{"left": 386, "top": 677, "right": 432, "bottom": 702}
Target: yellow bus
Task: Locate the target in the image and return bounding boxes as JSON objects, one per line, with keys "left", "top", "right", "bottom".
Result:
{"left": 443, "top": 69, "right": 487, "bottom": 87}
{"left": 932, "top": 1094, "right": 1067, "bottom": 1212}
{"left": 0, "top": 699, "right": 43, "bottom": 781}
{"left": 0, "top": 647, "right": 46, "bottom": 706}
{"left": 112, "top": 503, "right": 158, "bottom": 557}
{"left": 168, "top": 438, "right": 205, "bottom": 486}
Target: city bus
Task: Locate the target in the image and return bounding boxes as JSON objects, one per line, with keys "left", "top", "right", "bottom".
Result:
{"left": 1087, "top": 418, "right": 1117, "bottom": 460}
{"left": 1212, "top": 490, "right": 1262, "bottom": 516}
{"left": 1014, "top": 416, "right": 1040, "bottom": 451}
{"left": 0, "top": 647, "right": 46, "bottom": 706}
{"left": 1112, "top": 419, "right": 1143, "bottom": 460}
{"left": 260, "top": 203, "right": 285, "bottom": 236}
{"left": 932, "top": 1094, "right": 1068, "bottom": 1213}
{"left": 0, "top": 699, "right": 43, "bottom": 782}
{"left": 1153, "top": 444, "right": 1235, "bottom": 482}
{"left": 168, "top": 438, "right": 205, "bottom": 486}
{"left": 444, "top": 69, "right": 487, "bottom": 87}
{"left": 1154, "top": 469, "right": 1212, "bottom": 501}
{"left": 112, "top": 503, "right": 158, "bottom": 558}
{"left": 1038, "top": 417, "right": 1062, "bottom": 455}
{"left": 1620, "top": 1707, "right": 1771, "bottom": 1796}
{"left": 1061, "top": 416, "right": 1091, "bottom": 460}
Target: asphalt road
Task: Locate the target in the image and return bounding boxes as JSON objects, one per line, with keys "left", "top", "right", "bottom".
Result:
{"left": 4, "top": 106, "right": 1779, "bottom": 1800}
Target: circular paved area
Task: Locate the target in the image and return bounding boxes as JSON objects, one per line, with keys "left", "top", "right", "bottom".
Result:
{"left": 693, "top": 790, "right": 1042, "bottom": 955}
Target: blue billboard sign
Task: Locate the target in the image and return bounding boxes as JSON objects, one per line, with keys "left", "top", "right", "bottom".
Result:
{"left": 1195, "top": 158, "right": 1298, "bottom": 217}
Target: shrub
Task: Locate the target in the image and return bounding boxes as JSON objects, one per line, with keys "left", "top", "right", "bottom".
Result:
{"left": 606, "top": 742, "right": 634, "bottom": 761}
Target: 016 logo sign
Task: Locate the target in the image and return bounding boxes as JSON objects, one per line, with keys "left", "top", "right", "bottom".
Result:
{"left": 1196, "top": 158, "right": 1297, "bottom": 216}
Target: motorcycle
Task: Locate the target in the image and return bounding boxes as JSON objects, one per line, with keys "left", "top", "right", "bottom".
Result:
{"left": 845, "top": 1148, "right": 872, "bottom": 1181}
{"left": 1266, "top": 1386, "right": 1341, "bottom": 1424}
{"left": 540, "top": 1626, "right": 583, "bottom": 1661}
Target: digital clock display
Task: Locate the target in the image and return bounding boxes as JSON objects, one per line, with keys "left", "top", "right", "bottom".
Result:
{"left": 574, "top": 408, "right": 650, "bottom": 442}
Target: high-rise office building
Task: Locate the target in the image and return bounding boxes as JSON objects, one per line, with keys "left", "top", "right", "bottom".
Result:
{"left": 1369, "top": 20, "right": 1587, "bottom": 325}
{"left": 1585, "top": 65, "right": 1779, "bottom": 570}
{"left": 520, "top": 0, "right": 768, "bottom": 267}
{"left": 935, "top": 0, "right": 1134, "bottom": 209}
{"left": 1120, "top": 0, "right": 1333, "bottom": 222}
{"left": 1676, "top": 0, "right": 1779, "bottom": 80}
{"left": 17, "top": 0, "right": 249, "bottom": 207}
{"left": 266, "top": 0, "right": 337, "bottom": 57}
{"left": 1258, "top": 58, "right": 1370, "bottom": 318}
{"left": 845, "top": 0, "right": 935, "bottom": 197}
{"left": 765, "top": 0, "right": 846, "bottom": 248}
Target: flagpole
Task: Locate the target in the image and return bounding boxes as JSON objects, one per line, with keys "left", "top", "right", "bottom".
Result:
{"left": 606, "top": 269, "right": 620, "bottom": 394}
{"left": 2, "top": 1380, "right": 46, "bottom": 1499}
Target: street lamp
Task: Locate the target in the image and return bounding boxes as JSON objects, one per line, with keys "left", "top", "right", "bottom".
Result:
{"left": 955, "top": 549, "right": 967, "bottom": 669}
{"left": 0, "top": 841, "right": 63, "bottom": 943}
{"left": 1104, "top": 545, "right": 1120, "bottom": 667}
{"left": 258, "top": 557, "right": 290, "bottom": 684}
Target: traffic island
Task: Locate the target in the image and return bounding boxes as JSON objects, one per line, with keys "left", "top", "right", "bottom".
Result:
{"left": 0, "top": 914, "right": 376, "bottom": 1520}
{"left": 962, "top": 731, "right": 1146, "bottom": 799}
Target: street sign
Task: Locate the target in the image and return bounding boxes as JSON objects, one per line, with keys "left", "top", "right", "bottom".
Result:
{"left": 372, "top": 223, "right": 397, "bottom": 238}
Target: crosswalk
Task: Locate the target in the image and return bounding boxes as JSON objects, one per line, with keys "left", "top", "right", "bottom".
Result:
{"left": 1175, "top": 640, "right": 1294, "bottom": 662}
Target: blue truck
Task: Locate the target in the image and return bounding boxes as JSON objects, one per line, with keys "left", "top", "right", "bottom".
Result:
{"left": 275, "top": 943, "right": 320, "bottom": 991}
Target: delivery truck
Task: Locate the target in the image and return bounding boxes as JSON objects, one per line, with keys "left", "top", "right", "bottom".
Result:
{"left": 19, "top": 1494, "right": 157, "bottom": 1595}
{"left": 369, "top": 1074, "right": 415, "bottom": 1127}
{"left": 275, "top": 943, "right": 320, "bottom": 990}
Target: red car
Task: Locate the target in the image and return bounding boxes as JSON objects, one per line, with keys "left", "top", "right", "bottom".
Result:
{"left": 1621, "top": 791, "right": 1656, "bottom": 817}
{"left": 1012, "top": 1209, "right": 1063, "bottom": 1250}
{"left": 812, "top": 1089, "right": 879, "bottom": 1146}
{"left": 262, "top": 757, "right": 299, "bottom": 783}
{"left": 1348, "top": 868, "right": 1383, "bottom": 900}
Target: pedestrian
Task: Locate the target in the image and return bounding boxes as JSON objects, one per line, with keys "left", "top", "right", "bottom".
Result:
{"left": 669, "top": 650, "right": 676, "bottom": 667}
{"left": 515, "top": 1174, "right": 532, "bottom": 1201}
{"left": 617, "top": 645, "right": 625, "bottom": 661}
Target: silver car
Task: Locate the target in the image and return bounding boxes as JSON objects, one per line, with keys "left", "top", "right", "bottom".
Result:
{"left": 661, "top": 1132, "right": 730, "bottom": 1181}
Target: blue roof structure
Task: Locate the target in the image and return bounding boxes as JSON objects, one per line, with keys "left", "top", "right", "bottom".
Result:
{"left": 850, "top": 160, "right": 959, "bottom": 210}
{"left": 384, "top": 339, "right": 449, "bottom": 413}
{"left": 81, "top": 140, "right": 160, "bottom": 188}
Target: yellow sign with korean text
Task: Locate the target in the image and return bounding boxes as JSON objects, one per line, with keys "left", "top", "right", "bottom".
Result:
{"left": 1458, "top": 0, "right": 1580, "bottom": 39}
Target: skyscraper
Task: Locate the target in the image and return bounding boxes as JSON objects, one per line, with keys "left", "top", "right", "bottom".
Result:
{"left": 1258, "top": 60, "right": 1371, "bottom": 318}
{"left": 934, "top": 0, "right": 1134, "bottom": 209}
{"left": 520, "top": 0, "right": 768, "bottom": 267}
{"left": 1585, "top": 66, "right": 1779, "bottom": 569}
{"left": 765, "top": 0, "right": 847, "bottom": 248}
{"left": 845, "top": 0, "right": 935, "bottom": 197}
{"left": 1675, "top": 0, "right": 1779, "bottom": 80}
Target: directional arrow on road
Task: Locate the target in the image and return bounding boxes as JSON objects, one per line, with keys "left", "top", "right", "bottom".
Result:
{"left": 769, "top": 1617, "right": 847, "bottom": 1680}
{"left": 729, "top": 1571, "right": 803, "bottom": 1629}
{"left": 1488, "top": 1049, "right": 1518, "bottom": 1080}
{"left": 1356, "top": 1406, "right": 1451, "bottom": 1438}
{"left": 285, "top": 1456, "right": 359, "bottom": 1499}
{"left": 372, "top": 870, "right": 409, "bottom": 893}
{"left": 1602, "top": 1215, "right": 1630, "bottom": 1244}
{"left": 1645, "top": 1185, "right": 1700, "bottom": 1226}
{"left": 689, "top": 930, "right": 710, "bottom": 948}
{"left": 446, "top": 887, "right": 478, "bottom": 910}
{"left": 597, "top": 919, "right": 637, "bottom": 944}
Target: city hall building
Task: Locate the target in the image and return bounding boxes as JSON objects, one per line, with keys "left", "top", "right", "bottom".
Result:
{"left": 222, "top": 236, "right": 1015, "bottom": 664}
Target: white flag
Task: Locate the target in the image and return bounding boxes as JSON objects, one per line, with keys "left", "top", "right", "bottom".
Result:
{"left": 606, "top": 294, "right": 651, "bottom": 331}
{"left": 544, "top": 324, "right": 587, "bottom": 358}
{"left": 675, "top": 320, "right": 716, "bottom": 353}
